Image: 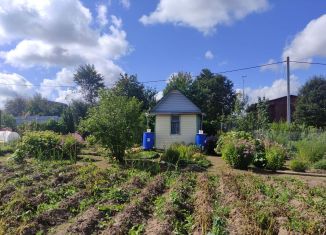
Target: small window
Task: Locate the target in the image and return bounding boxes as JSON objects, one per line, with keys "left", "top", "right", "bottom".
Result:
{"left": 171, "top": 115, "right": 180, "bottom": 134}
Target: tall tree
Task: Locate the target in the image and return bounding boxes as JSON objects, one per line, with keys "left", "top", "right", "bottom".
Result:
{"left": 5, "top": 97, "right": 28, "bottom": 116}
{"left": 163, "top": 72, "right": 193, "bottom": 96}
{"left": 80, "top": 90, "right": 143, "bottom": 163}
{"left": 294, "top": 76, "right": 326, "bottom": 127}
{"left": 69, "top": 100, "right": 90, "bottom": 127}
{"left": 74, "top": 64, "right": 105, "bottom": 104}
{"left": 191, "top": 69, "right": 236, "bottom": 121}
{"left": 60, "top": 107, "right": 75, "bottom": 133}
{"left": 112, "top": 73, "right": 157, "bottom": 110}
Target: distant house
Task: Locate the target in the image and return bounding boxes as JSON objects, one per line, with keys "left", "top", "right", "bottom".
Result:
{"left": 150, "top": 90, "right": 202, "bottom": 149}
{"left": 248, "top": 95, "right": 298, "bottom": 122}
{"left": 15, "top": 115, "right": 60, "bottom": 125}
{"left": 268, "top": 95, "right": 297, "bottom": 122}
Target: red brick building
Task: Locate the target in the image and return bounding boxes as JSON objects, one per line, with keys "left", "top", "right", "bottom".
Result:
{"left": 267, "top": 95, "right": 297, "bottom": 122}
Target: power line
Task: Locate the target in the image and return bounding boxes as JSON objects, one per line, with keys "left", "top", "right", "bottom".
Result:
{"left": 290, "top": 60, "right": 326, "bottom": 66}
{"left": 0, "top": 59, "right": 325, "bottom": 87}
{"left": 216, "top": 60, "right": 286, "bottom": 74}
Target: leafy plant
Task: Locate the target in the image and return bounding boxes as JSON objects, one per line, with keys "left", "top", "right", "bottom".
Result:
{"left": 312, "top": 159, "right": 326, "bottom": 170}
{"left": 289, "top": 159, "right": 309, "bottom": 172}
{"left": 265, "top": 144, "right": 287, "bottom": 171}
{"left": 219, "top": 131, "right": 256, "bottom": 169}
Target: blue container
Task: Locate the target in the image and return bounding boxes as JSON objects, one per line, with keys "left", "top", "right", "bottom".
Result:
{"left": 195, "top": 133, "right": 206, "bottom": 148}
{"left": 142, "top": 132, "right": 155, "bottom": 150}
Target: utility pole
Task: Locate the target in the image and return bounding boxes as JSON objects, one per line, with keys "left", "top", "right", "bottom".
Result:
{"left": 286, "top": 56, "right": 291, "bottom": 124}
{"left": 241, "top": 75, "right": 246, "bottom": 102}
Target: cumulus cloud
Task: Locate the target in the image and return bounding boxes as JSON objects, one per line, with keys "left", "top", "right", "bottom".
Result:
{"left": 97, "top": 5, "right": 108, "bottom": 27}
{"left": 0, "top": 72, "right": 35, "bottom": 108}
{"left": 0, "top": 0, "right": 131, "bottom": 101}
{"left": 282, "top": 14, "right": 326, "bottom": 68}
{"left": 120, "top": 0, "right": 130, "bottom": 9}
{"left": 243, "top": 75, "right": 301, "bottom": 104}
{"left": 260, "top": 58, "right": 280, "bottom": 71}
{"left": 155, "top": 91, "right": 163, "bottom": 101}
{"left": 205, "top": 50, "right": 214, "bottom": 59}
{"left": 140, "top": 0, "right": 269, "bottom": 35}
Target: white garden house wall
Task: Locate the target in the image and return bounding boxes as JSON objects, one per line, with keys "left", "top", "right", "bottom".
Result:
{"left": 150, "top": 90, "right": 202, "bottom": 149}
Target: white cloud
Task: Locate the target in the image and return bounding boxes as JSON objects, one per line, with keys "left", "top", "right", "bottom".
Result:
{"left": 155, "top": 91, "right": 163, "bottom": 101}
{"left": 140, "top": 0, "right": 269, "bottom": 35}
{"left": 243, "top": 75, "right": 301, "bottom": 104}
{"left": 120, "top": 0, "right": 130, "bottom": 9}
{"left": 97, "top": 5, "right": 108, "bottom": 27}
{"left": 205, "top": 50, "right": 214, "bottom": 59}
{"left": 282, "top": 14, "right": 326, "bottom": 68}
{"left": 260, "top": 58, "right": 280, "bottom": 71}
{"left": 0, "top": 72, "right": 35, "bottom": 108}
{"left": 0, "top": 0, "right": 131, "bottom": 101}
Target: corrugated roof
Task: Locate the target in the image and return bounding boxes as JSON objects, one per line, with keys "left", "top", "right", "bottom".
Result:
{"left": 150, "top": 90, "right": 201, "bottom": 114}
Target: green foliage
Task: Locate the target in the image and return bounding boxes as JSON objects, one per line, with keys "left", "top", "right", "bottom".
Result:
{"left": 161, "top": 144, "right": 210, "bottom": 168}
{"left": 294, "top": 76, "right": 326, "bottom": 127}
{"left": 253, "top": 140, "right": 267, "bottom": 168}
{"left": 163, "top": 72, "right": 193, "bottom": 96}
{"left": 295, "top": 132, "right": 326, "bottom": 163}
{"left": 265, "top": 144, "right": 286, "bottom": 171}
{"left": 4, "top": 97, "right": 27, "bottom": 116}
{"left": 80, "top": 90, "right": 144, "bottom": 163}
{"left": 191, "top": 69, "right": 236, "bottom": 122}
{"left": 85, "top": 135, "right": 97, "bottom": 147}
{"left": 0, "top": 111, "right": 16, "bottom": 129}
{"left": 289, "top": 159, "right": 309, "bottom": 172}
{"left": 0, "top": 144, "right": 16, "bottom": 156}
{"left": 218, "top": 131, "right": 256, "bottom": 169}
{"left": 74, "top": 64, "right": 105, "bottom": 104}
{"left": 15, "top": 131, "right": 81, "bottom": 161}
{"left": 60, "top": 107, "right": 75, "bottom": 133}
{"left": 112, "top": 73, "right": 157, "bottom": 111}
{"left": 312, "top": 159, "right": 326, "bottom": 170}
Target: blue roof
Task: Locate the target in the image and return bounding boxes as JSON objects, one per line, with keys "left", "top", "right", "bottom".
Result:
{"left": 150, "top": 90, "right": 201, "bottom": 114}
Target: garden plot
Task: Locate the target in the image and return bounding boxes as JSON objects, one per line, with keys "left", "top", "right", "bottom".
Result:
{"left": 0, "top": 159, "right": 325, "bottom": 235}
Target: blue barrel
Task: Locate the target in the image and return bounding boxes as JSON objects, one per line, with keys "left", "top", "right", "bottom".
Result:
{"left": 196, "top": 133, "right": 206, "bottom": 148}
{"left": 142, "top": 132, "right": 155, "bottom": 150}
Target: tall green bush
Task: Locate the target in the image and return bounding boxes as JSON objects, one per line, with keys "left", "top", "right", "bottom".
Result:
{"left": 295, "top": 132, "right": 326, "bottom": 163}
{"left": 265, "top": 144, "right": 286, "bottom": 171}
{"left": 14, "top": 131, "right": 81, "bottom": 161}
{"left": 218, "top": 131, "right": 256, "bottom": 169}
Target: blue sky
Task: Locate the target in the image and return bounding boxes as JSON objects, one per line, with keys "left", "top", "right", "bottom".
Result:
{"left": 0, "top": 0, "right": 325, "bottom": 105}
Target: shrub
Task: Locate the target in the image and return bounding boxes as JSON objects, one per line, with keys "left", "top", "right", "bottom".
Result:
{"left": 265, "top": 144, "right": 287, "bottom": 171}
{"left": 11, "top": 149, "right": 26, "bottom": 163}
{"left": 312, "top": 159, "right": 326, "bottom": 170}
{"left": 61, "top": 134, "right": 82, "bottom": 161}
{"left": 215, "top": 131, "right": 253, "bottom": 154}
{"left": 161, "top": 147, "right": 180, "bottom": 165}
{"left": 17, "top": 131, "right": 81, "bottom": 161}
{"left": 295, "top": 133, "right": 326, "bottom": 163}
{"left": 221, "top": 139, "right": 256, "bottom": 169}
{"left": 21, "top": 131, "right": 61, "bottom": 160}
{"left": 86, "top": 135, "right": 97, "bottom": 147}
{"left": 253, "top": 139, "right": 267, "bottom": 168}
{"left": 218, "top": 131, "right": 256, "bottom": 169}
{"left": 289, "top": 159, "right": 309, "bottom": 172}
{"left": 161, "top": 144, "right": 210, "bottom": 168}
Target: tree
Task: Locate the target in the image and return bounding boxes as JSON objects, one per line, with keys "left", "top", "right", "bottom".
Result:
{"left": 74, "top": 64, "right": 105, "bottom": 104}
{"left": 26, "top": 94, "right": 66, "bottom": 116}
{"left": 163, "top": 72, "right": 193, "bottom": 96}
{"left": 80, "top": 90, "right": 143, "bottom": 163}
{"left": 69, "top": 100, "right": 90, "bottom": 127}
{"left": 5, "top": 97, "right": 27, "bottom": 116}
{"left": 191, "top": 69, "right": 236, "bottom": 123}
{"left": 60, "top": 107, "right": 75, "bottom": 133}
{"left": 0, "top": 111, "right": 16, "bottom": 129}
{"left": 112, "top": 73, "right": 157, "bottom": 110}
{"left": 294, "top": 76, "right": 326, "bottom": 127}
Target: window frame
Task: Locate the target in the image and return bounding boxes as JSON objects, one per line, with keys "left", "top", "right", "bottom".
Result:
{"left": 170, "top": 115, "right": 180, "bottom": 135}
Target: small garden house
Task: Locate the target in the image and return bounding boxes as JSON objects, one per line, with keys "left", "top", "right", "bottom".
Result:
{"left": 150, "top": 90, "right": 203, "bottom": 149}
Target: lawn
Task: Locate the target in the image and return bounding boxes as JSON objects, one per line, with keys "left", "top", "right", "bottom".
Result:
{"left": 0, "top": 154, "right": 325, "bottom": 235}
